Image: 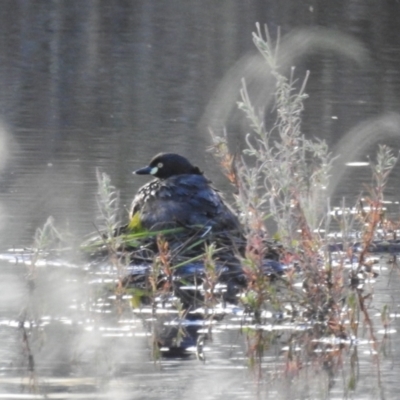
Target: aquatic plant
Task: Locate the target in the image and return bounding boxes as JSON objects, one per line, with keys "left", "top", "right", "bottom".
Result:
{"left": 68, "top": 22, "right": 398, "bottom": 397}
{"left": 210, "top": 23, "right": 397, "bottom": 395}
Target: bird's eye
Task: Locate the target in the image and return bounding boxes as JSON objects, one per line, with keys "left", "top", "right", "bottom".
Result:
{"left": 157, "top": 162, "right": 163, "bottom": 168}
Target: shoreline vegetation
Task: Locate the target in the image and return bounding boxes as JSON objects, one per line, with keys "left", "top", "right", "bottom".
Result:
{"left": 16, "top": 24, "right": 399, "bottom": 398}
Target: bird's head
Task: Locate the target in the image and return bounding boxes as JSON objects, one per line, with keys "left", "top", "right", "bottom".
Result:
{"left": 134, "top": 153, "right": 202, "bottom": 179}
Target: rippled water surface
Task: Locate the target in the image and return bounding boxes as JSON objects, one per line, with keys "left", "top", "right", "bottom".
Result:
{"left": 1, "top": 1, "right": 400, "bottom": 398}
{"left": 0, "top": 249, "right": 400, "bottom": 399}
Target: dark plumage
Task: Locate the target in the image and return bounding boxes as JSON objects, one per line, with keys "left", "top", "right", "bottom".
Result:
{"left": 130, "top": 153, "right": 240, "bottom": 231}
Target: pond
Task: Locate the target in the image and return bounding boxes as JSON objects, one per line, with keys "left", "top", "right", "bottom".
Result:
{"left": 1, "top": 1, "right": 400, "bottom": 399}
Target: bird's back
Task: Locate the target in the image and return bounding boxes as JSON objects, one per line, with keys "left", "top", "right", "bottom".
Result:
{"left": 130, "top": 174, "right": 239, "bottom": 231}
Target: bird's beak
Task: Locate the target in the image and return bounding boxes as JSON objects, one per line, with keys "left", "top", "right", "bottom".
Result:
{"left": 134, "top": 166, "right": 158, "bottom": 175}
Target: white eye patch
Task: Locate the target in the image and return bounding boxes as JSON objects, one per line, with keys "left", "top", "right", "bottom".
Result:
{"left": 150, "top": 167, "right": 158, "bottom": 175}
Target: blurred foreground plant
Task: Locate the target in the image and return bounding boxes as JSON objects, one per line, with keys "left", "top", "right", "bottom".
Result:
{"left": 18, "top": 216, "right": 65, "bottom": 392}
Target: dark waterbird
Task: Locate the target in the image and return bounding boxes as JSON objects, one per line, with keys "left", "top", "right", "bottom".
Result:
{"left": 130, "top": 153, "right": 240, "bottom": 232}
{"left": 84, "top": 153, "right": 285, "bottom": 356}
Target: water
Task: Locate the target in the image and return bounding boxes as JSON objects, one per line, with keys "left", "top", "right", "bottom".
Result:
{"left": 0, "top": 249, "right": 399, "bottom": 399}
{"left": 1, "top": 1, "right": 400, "bottom": 398}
